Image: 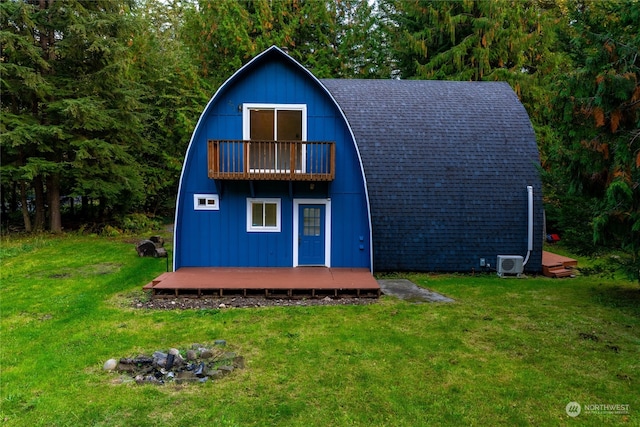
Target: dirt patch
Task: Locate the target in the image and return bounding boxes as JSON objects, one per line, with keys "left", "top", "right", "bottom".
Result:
{"left": 39, "top": 262, "right": 122, "bottom": 279}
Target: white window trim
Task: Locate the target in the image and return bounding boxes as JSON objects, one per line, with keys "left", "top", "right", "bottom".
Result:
{"left": 246, "top": 198, "right": 281, "bottom": 232}
{"left": 293, "top": 198, "right": 331, "bottom": 267}
{"left": 243, "top": 103, "right": 307, "bottom": 174}
{"left": 193, "top": 194, "right": 219, "bottom": 211}
{"left": 242, "top": 103, "right": 307, "bottom": 141}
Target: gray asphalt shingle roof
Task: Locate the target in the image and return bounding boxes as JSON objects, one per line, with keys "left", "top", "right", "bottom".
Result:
{"left": 321, "top": 79, "right": 543, "bottom": 271}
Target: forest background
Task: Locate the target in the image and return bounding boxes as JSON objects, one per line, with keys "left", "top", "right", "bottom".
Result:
{"left": 1, "top": 0, "right": 639, "bottom": 278}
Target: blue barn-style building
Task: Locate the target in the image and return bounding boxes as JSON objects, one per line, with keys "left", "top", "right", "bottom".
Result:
{"left": 173, "top": 46, "right": 543, "bottom": 275}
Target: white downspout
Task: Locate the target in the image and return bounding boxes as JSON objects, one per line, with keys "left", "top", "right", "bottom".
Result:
{"left": 523, "top": 185, "right": 534, "bottom": 266}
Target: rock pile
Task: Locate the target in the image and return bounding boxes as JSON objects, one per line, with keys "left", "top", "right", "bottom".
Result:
{"left": 103, "top": 340, "right": 244, "bottom": 385}
{"left": 134, "top": 295, "right": 375, "bottom": 310}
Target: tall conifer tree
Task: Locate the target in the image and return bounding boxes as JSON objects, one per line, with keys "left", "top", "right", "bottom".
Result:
{"left": 2, "top": 0, "right": 146, "bottom": 231}
{"left": 550, "top": 0, "right": 640, "bottom": 277}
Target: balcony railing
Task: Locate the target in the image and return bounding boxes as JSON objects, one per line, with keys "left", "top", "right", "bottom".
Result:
{"left": 208, "top": 140, "right": 335, "bottom": 181}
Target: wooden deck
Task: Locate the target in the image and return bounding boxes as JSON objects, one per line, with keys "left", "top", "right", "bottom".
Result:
{"left": 144, "top": 267, "right": 380, "bottom": 299}
{"left": 542, "top": 251, "right": 577, "bottom": 278}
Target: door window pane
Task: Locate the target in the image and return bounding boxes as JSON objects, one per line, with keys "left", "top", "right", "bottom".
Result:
{"left": 277, "top": 110, "right": 302, "bottom": 170}
{"left": 303, "top": 207, "right": 321, "bottom": 236}
{"left": 277, "top": 110, "right": 302, "bottom": 140}
{"left": 250, "top": 110, "right": 274, "bottom": 140}
{"left": 250, "top": 110, "right": 275, "bottom": 170}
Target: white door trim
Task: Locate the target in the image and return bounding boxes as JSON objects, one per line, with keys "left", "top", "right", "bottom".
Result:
{"left": 293, "top": 198, "right": 331, "bottom": 267}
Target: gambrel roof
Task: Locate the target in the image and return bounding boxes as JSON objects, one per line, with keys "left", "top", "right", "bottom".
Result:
{"left": 321, "top": 79, "right": 543, "bottom": 271}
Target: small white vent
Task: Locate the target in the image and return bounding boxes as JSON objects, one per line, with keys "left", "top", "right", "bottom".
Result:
{"left": 497, "top": 255, "right": 524, "bottom": 277}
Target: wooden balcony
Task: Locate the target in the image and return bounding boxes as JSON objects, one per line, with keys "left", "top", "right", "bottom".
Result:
{"left": 208, "top": 140, "right": 335, "bottom": 181}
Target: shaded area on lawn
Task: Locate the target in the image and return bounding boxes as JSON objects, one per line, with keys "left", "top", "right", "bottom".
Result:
{"left": 588, "top": 285, "right": 640, "bottom": 313}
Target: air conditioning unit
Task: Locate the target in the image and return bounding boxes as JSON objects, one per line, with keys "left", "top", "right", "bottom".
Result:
{"left": 497, "top": 255, "right": 524, "bottom": 277}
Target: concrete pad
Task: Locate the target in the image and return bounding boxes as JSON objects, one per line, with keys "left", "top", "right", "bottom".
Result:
{"left": 377, "top": 279, "right": 454, "bottom": 303}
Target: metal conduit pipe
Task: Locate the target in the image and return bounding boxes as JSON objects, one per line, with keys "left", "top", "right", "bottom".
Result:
{"left": 523, "top": 185, "right": 534, "bottom": 266}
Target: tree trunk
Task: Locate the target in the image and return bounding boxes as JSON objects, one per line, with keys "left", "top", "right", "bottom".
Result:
{"left": 99, "top": 197, "right": 108, "bottom": 220}
{"left": 33, "top": 176, "right": 46, "bottom": 231}
{"left": 9, "top": 181, "right": 19, "bottom": 212}
{"left": 81, "top": 196, "right": 89, "bottom": 219}
{"left": 48, "top": 173, "right": 62, "bottom": 232}
{"left": 19, "top": 181, "right": 33, "bottom": 232}
{"left": 39, "top": 0, "right": 56, "bottom": 60}
{"left": 1, "top": 184, "right": 8, "bottom": 225}
{"left": 10, "top": 180, "right": 18, "bottom": 213}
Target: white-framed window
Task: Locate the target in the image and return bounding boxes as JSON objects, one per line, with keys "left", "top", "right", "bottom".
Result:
{"left": 193, "top": 194, "right": 219, "bottom": 211}
{"left": 246, "top": 198, "right": 281, "bottom": 232}
{"left": 243, "top": 103, "right": 307, "bottom": 173}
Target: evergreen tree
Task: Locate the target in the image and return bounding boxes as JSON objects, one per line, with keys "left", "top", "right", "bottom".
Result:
{"left": 129, "top": 0, "right": 209, "bottom": 215}
{"left": 1, "top": 0, "right": 56, "bottom": 231}
{"left": 381, "top": 0, "right": 561, "bottom": 83}
{"left": 379, "top": 1, "right": 566, "bottom": 148}
{"left": 181, "top": 0, "right": 389, "bottom": 83}
{"left": 549, "top": 0, "right": 640, "bottom": 278}
{"left": 1, "top": 0, "right": 147, "bottom": 231}
{"left": 180, "top": 0, "right": 254, "bottom": 86}
{"left": 333, "top": 0, "right": 392, "bottom": 78}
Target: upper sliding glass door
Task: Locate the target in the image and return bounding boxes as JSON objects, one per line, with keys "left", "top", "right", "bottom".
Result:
{"left": 244, "top": 104, "right": 306, "bottom": 172}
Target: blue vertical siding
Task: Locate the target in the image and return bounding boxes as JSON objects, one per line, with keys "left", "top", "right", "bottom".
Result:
{"left": 174, "top": 49, "right": 371, "bottom": 270}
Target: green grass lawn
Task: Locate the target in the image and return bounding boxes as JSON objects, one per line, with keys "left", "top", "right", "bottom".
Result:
{"left": 1, "top": 234, "right": 638, "bottom": 426}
